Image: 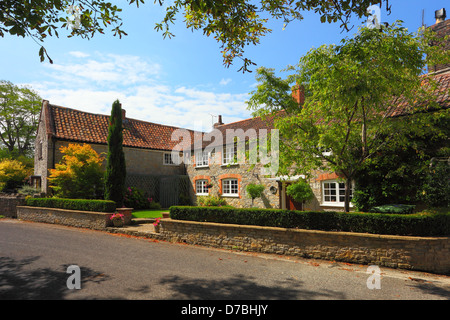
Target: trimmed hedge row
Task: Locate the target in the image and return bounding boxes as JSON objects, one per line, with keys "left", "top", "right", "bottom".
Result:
{"left": 25, "top": 197, "right": 117, "bottom": 213}
{"left": 169, "top": 206, "right": 450, "bottom": 237}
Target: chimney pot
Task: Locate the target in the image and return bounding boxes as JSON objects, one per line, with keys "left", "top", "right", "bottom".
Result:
{"left": 292, "top": 84, "right": 305, "bottom": 106}
{"left": 435, "top": 8, "right": 446, "bottom": 23}
{"left": 213, "top": 115, "right": 224, "bottom": 129}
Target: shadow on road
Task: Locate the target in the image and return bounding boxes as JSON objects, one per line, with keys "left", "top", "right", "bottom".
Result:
{"left": 0, "top": 256, "right": 112, "bottom": 299}
{"left": 158, "top": 274, "right": 346, "bottom": 300}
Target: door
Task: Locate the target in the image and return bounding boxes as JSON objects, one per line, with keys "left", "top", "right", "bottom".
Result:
{"left": 280, "top": 182, "right": 304, "bottom": 210}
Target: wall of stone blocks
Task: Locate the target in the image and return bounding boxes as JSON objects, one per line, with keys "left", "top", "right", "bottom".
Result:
{"left": 0, "top": 194, "right": 26, "bottom": 218}
{"left": 16, "top": 206, "right": 114, "bottom": 230}
{"left": 158, "top": 219, "right": 450, "bottom": 275}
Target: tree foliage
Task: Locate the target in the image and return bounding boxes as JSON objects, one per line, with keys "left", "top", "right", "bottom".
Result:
{"left": 286, "top": 179, "right": 315, "bottom": 203}
{"left": 1, "top": 0, "right": 391, "bottom": 72}
{"left": 248, "top": 22, "right": 450, "bottom": 211}
{"left": 48, "top": 143, "right": 105, "bottom": 198}
{"left": 0, "top": 80, "right": 41, "bottom": 156}
{"left": 0, "top": 158, "right": 32, "bottom": 192}
{"left": 104, "top": 99, "right": 126, "bottom": 207}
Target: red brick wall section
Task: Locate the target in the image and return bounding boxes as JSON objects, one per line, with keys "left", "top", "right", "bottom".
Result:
{"left": 316, "top": 172, "right": 341, "bottom": 181}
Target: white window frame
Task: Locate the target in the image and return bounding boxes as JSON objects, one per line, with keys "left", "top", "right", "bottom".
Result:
{"left": 222, "top": 144, "right": 237, "bottom": 165}
{"left": 195, "top": 150, "right": 209, "bottom": 167}
{"left": 195, "top": 179, "right": 209, "bottom": 195}
{"left": 322, "top": 180, "right": 353, "bottom": 207}
{"left": 222, "top": 178, "right": 239, "bottom": 197}
{"left": 163, "top": 153, "right": 178, "bottom": 165}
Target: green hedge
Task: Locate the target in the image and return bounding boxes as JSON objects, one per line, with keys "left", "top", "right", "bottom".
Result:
{"left": 169, "top": 206, "right": 450, "bottom": 237}
{"left": 369, "top": 204, "right": 415, "bottom": 214}
{"left": 25, "top": 198, "right": 117, "bottom": 213}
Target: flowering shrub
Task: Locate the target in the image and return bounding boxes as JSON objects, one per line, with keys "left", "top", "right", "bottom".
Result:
{"left": 197, "top": 195, "right": 228, "bottom": 207}
{"left": 123, "top": 186, "right": 161, "bottom": 210}
{"left": 110, "top": 213, "right": 124, "bottom": 221}
{"left": 153, "top": 217, "right": 161, "bottom": 226}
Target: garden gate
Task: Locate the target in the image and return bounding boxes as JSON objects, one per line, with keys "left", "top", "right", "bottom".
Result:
{"left": 126, "top": 174, "right": 192, "bottom": 208}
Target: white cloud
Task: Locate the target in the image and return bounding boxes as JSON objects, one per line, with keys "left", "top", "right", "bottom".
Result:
{"left": 35, "top": 52, "right": 252, "bottom": 131}
{"left": 220, "top": 78, "right": 232, "bottom": 86}
{"left": 69, "top": 51, "right": 90, "bottom": 58}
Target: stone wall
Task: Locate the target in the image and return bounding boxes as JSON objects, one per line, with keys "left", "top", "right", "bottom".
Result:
{"left": 16, "top": 206, "right": 115, "bottom": 230}
{"left": 156, "top": 219, "right": 450, "bottom": 275}
{"left": 0, "top": 194, "right": 26, "bottom": 218}
{"left": 186, "top": 152, "right": 280, "bottom": 209}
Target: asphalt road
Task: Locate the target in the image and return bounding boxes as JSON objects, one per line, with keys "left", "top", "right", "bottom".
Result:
{"left": 1, "top": 219, "right": 449, "bottom": 306}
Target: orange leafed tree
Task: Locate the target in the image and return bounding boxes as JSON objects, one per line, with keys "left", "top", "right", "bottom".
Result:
{"left": 48, "top": 143, "right": 105, "bottom": 199}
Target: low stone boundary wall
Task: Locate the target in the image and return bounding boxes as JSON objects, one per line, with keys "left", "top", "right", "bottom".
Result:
{"left": 157, "top": 219, "right": 450, "bottom": 275}
{"left": 0, "top": 194, "right": 26, "bottom": 218}
{"left": 16, "top": 206, "right": 115, "bottom": 230}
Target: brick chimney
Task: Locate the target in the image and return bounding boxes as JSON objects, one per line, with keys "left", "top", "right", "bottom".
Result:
{"left": 291, "top": 84, "right": 305, "bottom": 106}
{"left": 429, "top": 8, "right": 450, "bottom": 73}
{"left": 121, "top": 108, "right": 126, "bottom": 119}
{"left": 213, "top": 115, "right": 224, "bottom": 129}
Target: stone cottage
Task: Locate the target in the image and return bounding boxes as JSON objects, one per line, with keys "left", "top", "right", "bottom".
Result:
{"left": 34, "top": 9, "right": 450, "bottom": 210}
{"left": 33, "top": 100, "right": 198, "bottom": 205}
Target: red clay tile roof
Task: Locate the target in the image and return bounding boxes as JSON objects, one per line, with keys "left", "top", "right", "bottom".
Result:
{"left": 44, "top": 102, "right": 199, "bottom": 151}
{"left": 192, "top": 114, "right": 276, "bottom": 150}
{"left": 388, "top": 71, "right": 450, "bottom": 117}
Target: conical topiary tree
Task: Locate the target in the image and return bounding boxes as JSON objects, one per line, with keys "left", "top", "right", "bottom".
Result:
{"left": 104, "top": 99, "right": 126, "bottom": 207}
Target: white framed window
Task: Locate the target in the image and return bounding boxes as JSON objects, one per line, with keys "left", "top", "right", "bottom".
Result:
{"left": 222, "top": 144, "right": 237, "bottom": 165}
{"left": 222, "top": 178, "right": 239, "bottom": 196}
{"left": 195, "top": 179, "right": 209, "bottom": 195}
{"left": 322, "top": 180, "right": 353, "bottom": 206}
{"left": 195, "top": 150, "right": 209, "bottom": 167}
{"left": 163, "top": 153, "right": 179, "bottom": 165}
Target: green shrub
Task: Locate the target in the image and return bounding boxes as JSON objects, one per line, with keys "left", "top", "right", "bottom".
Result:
{"left": 124, "top": 186, "right": 161, "bottom": 210}
{"left": 25, "top": 197, "right": 116, "bottom": 212}
{"left": 286, "top": 179, "right": 315, "bottom": 203}
{"left": 169, "top": 206, "right": 450, "bottom": 236}
{"left": 0, "top": 159, "right": 31, "bottom": 191}
{"left": 196, "top": 195, "right": 228, "bottom": 207}
{"left": 246, "top": 184, "right": 265, "bottom": 206}
{"left": 369, "top": 204, "right": 415, "bottom": 214}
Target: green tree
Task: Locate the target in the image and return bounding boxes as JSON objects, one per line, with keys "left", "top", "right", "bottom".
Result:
{"left": 286, "top": 179, "right": 315, "bottom": 204}
{"left": 246, "top": 183, "right": 265, "bottom": 207}
{"left": 1, "top": 0, "right": 389, "bottom": 72}
{"left": 0, "top": 80, "right": 41, "bottom": 156}
{"left": 248, "top": 22, "right": 450, "bottom": 212}
{"left": 104, "top": 100, "right": 126, "bottom": 207}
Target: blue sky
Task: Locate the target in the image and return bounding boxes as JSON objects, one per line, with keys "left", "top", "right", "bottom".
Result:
{"left": 1, "top": 1, "right": 448, "bottom": 131}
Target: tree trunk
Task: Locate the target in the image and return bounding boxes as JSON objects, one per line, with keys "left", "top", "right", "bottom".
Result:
{"left": 344, "top": 177, "right": 352, "bottom": 213}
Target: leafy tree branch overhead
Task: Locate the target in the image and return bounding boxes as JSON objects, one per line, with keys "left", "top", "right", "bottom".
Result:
{"left": 247, "top": 22, "right": 450, "bottom": 212}
{"left": 0, "top": 0, "right": 390, "bottom": 72}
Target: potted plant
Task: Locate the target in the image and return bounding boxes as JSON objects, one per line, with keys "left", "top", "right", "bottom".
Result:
{"left": 153, "top": 217, "right": 161, "bottom": 233}
{"left": 110, "top": 212, "right": 125, "bottom": 227}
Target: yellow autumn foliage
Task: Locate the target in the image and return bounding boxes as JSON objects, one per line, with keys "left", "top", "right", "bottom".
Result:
{"left": 48, "top": 143, "right": 105, "bottom": 199}
{"left": 0, "top": 159, "right": 32, "bottom": 191}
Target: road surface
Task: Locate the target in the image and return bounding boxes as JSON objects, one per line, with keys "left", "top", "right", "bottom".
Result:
{"left": 1, "top": 218, "right": 449, "bottom": 308}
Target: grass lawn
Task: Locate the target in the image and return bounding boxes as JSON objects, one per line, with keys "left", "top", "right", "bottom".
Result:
{"left": 132, "top": 209, "right": 169, "bottom": 219}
